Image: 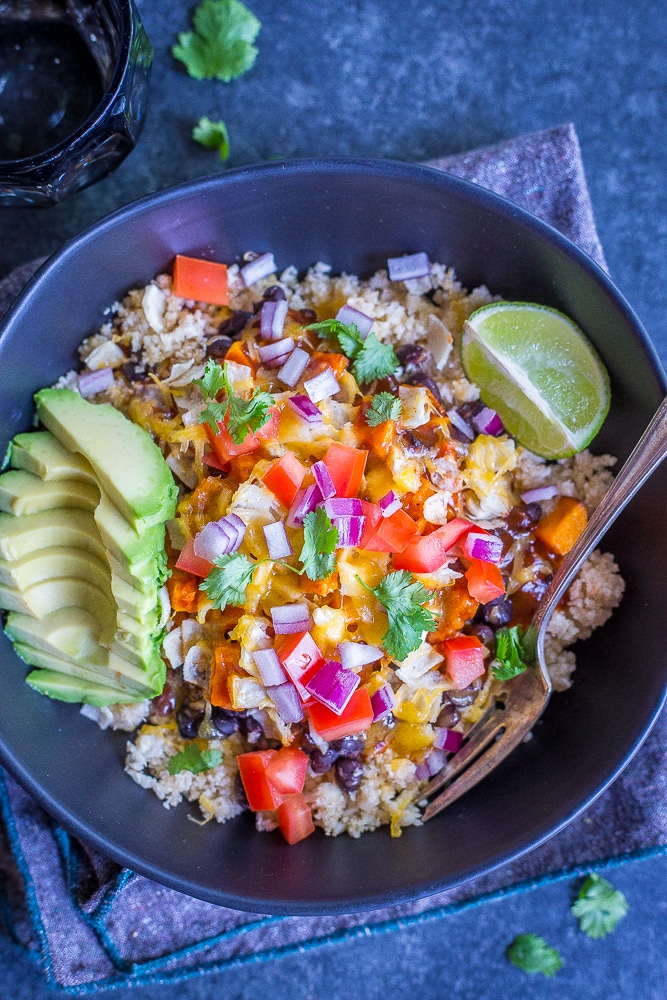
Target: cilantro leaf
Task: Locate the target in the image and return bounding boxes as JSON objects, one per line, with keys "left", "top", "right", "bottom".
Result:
{"left": 366, "top": 392, "right": 402, "bottom": 427}
{"left": 351, "top": 332, "right": 400, "bottom": 384}
{"left": 200, "top": 552, "right": 260, "bottom": 611}
{"left": 193, "top": 116, "right": 230, "bottom": 162}
{"left": 195, "top": 359, "right": 275, "bottom": 443}
{"left": 167, "top": 744, "right": 223, "bottom": 775}
{"left": 506, "top": 934, "right": 563, "bottom": 977}
{"left": 571, "top": 873, "right": 628, "bottom": 938}
{"left": 172, "top": 0, "right": 261, "bottom": 82}
{"left": 307, "top": 319, "right": 398, "bottom": 384}
{"left": 491, "top": 625, "right": 528, "bottom": 681}
{"left": 364, "top": 570, "right": 438, "bottom": 660}
{"left": 299, "top": 507, "right": 338, "bottom": 580}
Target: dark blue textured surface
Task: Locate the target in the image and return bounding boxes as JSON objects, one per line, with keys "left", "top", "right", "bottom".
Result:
{"left": 0, "top": 0, "right": 665, "bottom": 994}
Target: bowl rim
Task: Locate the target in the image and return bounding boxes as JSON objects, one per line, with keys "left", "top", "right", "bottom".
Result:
{"left": 1, "top": 156, "right": 666, "bottom": 914}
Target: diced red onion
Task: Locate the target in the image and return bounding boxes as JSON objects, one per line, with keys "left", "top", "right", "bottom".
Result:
{"left": 370, "top": 683, "right": 397, "bottom": 722}
{"left": 446, "top": 408, "right": 474, "bottom": 440}
{"left": 258, "top": 337, "right": 294, "bottom": 366}
{"left": 305, "top": 660, "right": 360, "bottom": 715}
{"left": 287, "top": 484, "right": 322, "bottom": 527}
{"left": 472, "top": 406, "right": 504, "bottom": 436}
{"left": 335, "top": 304, "right": 374, "bottom": 337}
{"left": 260, "top": 298, "right": 288, "bottom": 341}
{"left": 193, "top": 521, "right": 234, "bottom": 561}
{"left": 339, "top": 641, "right": 384, "bottom": 671}
{"left": 78, "top": 367, "right": 115, "bottom": 397}
{"left": 332, "top": 514, "right": 365, "bottom": 548}
{"left": 263, "top": 521, "right": 292, "bottom": 560}
{"left": 267, "top": 681, "right": 304, "bottom": 723}
{"left": 425, "top": 747, "right": 448, "bottom": 776}
{"left": 463, "top": 530, "right": 503, "bottom": 564}
{"left": 253, "top": 647, "right": 287, "bottom": 686}
{"left": 271, "top": 603, "right": 313, "bottom": 634}
{"left": 433, "top": 727, "right": 464, "bottom": 753}
{"left": 415, "top": 762, "right": 430, "bottom": 781}
{"left": 240, "top": 252, "right": 276, "bottom": 287}
{"left": 277, "top": 346, "right": 310, "bottom": 387}
{"left": 378, "top": 490, "right": 402, "bottom": 517}
{"left": 323, "top": 497, "right": 363, "bottom": 517}
{"left": 312, "top": 460, "right": 336, "bottom": 500}
{"left": 304, "top": 367, "right": 339, "bottom": 403}
{"left": 520, "top": 485, "right": 559, "bottom": 504}
{"left": 387, "top": 252, "right": 430, "bottom": 282}
{"left": 287, "top": 395, "right": 323, "bottom": 424}
{"left": 222, "top": 512, "right": 246, "bottom": 548}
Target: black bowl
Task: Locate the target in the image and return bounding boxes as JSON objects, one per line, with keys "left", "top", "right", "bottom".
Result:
{"left": 0, "top": 159, "right": 665, "bottom": 914}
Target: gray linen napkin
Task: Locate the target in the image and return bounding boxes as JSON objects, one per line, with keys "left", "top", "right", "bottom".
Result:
{"left": 1, "top": 123, "right": 665, "bottom": 992}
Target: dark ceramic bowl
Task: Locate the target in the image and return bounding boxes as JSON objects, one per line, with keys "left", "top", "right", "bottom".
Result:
{"left": 0, "top": 160, "right": 665, "bottom": 913}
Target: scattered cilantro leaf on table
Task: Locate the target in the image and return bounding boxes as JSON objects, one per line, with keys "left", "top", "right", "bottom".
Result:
{"left": 506, "top": 934, "right": 563, "bottom": 977}
{"left": 491, "top": 625, "right": 528, "bottom": 680}
{"left": 360, "top": 569, "right": 438, "bottom": 660}
{"left": 299, "top": 508, "right": 338, "bottom": 580}
{"left": 194, "top": 359, "right": 275, "bottom": 443}
{"left": 201, "top": 552, "right": 261, "bottom": 611}
{"left": 366, "top": 391, "right": 402, "bottom": 426}
{"left": 172, "top": 0, "right": 261, "bottom": 82}
{"left": 167, "top": 744, "right": 223, "bottom": 775}
{"left": 193, "top": 117, "right": 230, "bottom": 161}
{"left": 571, "top": 873, "right": 628, "bottom": 938}
{"left": 307, "top": 318, "right": 399, "bottom": 384}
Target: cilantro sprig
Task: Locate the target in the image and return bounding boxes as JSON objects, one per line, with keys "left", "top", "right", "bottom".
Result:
{"left": 366, "top": 391, "right": 402, "bottom": 427}
{"left": 307, "top": 319, "right": 399, "bottom": 384}
{"left": 359, "top": 569, "right": 438, "bottom": 660}
{"left": 173, "top": 0, "right": 261, "bottom": 82}
{"left": 491, "top": 625, "right": 528, "bottom": 681}
{"left": 299, "top": 507, "right": 338, "bottom": 580}
{"left": 167, "top": 744, "right": 223, "bottom": 775}
{"left": 506, "top": 934, "right": 563, "bottom": 977}
{"left": 194, "top": 359, "right": 275, "bottom": 444}
{"left": 193, "top": 117, "right": 230, "bottom": 162}
{"left": 571, "top": 874, "right": 628, "bottom": 939}
{"left": 200, "top": 552, "right": 260, "bottom": 611}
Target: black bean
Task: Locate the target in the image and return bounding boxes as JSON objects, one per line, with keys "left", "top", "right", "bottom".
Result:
{"left": 290, "top": 307, "right": 317, "bottom": 324}
{"left": 335, "top": 756, "right": 364, "bottom": 793}
{"left": 465, "top": 622, "right": 496, "bottom": 653}
{"left": 291, "top": 721, "right": 317, "bottom": 754}
{"left": 241, "top": 715, "right": 264, "bottom": 744}
{"left": 309, "top": 748, "right": 339, "bottom": 774}
{"left": 436, "top": 697, "right": 460, "bottom": 729}
{"left": 121, "top": 360, "right": 144, "bottom": 382}
{"left": 211, "top": 706, "right": 242, "bottom": 737}
{"left": 404, "top": 371, "right": 442, "bottom": 403}
{"left": 448, "top": 677, "right": 484, "bottom": 707}
{"left": 234, "top": 770, "right": 249, "bottom": 808}
{"left": 396, "top": 343, "right": 429, "bottom": 369}
{"left": 483, "top": 598, "right": 513, "bottom": 627}
{"left": 330, "top": 734, "right": 365, "bottom": 757}
{"left": 217, "top": 310, "right": 252, "bottom": 339}
{"left": 262, "top": 285, "right": 286, "bottom": 301}
{"left": 255, "top": 737, "right": 283, "bottom": 751}
{"left": 176, "top": 704, "right": 204, "bottom": 739}
{"left": 206, "top": 335, "right": 233, "bottom": 359}
{"left": 153, "top": 684, "right": 176, "bottom": 717}
{"left": 505, "top": 502, "right": 542, "bottom": 533}
{"left": 458, "top": 399, "right": 486, "bottom": 422}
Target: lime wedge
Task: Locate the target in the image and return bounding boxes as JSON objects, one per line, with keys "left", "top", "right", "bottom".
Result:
{"left": 461, "top": 302, "right": 610, "bottom": 459}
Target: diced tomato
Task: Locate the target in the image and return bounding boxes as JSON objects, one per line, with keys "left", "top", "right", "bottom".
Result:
{"left": 358, "top": 500, "right": 383, "bottom": 548}
{"left": 276, "top": 793, "right": 315, "bottom": 845}
{"left": 443, "top": 635, "right": 486, "bottom": 688}
{"left": 323, "top": 442, "right": 368, "bottom": 497}
{"left": 204, "top": 406, "right": 280, "bottom": 464}
{"left": 261, "top": 453, "right": 306, "bottom": 508}
{"left": 237, "top": 750, "right": 283, "bottom": 811}
{"left": 202, "top": 449, "right": 229, "bottom": 472}
{"left": 172, "top": 254, "right": 229, "bottom": 305}
{"left": 465, "top": 559, "right": 505, "bottom": 604}
{"left": 393, "top": 517, "right": 474, "bottom": 573}
{"left": 210, "top": 641, "right": 240, "bottom": 709}
{"left": 275, "top": 631, "right": 324, "bottom": 699}
{"left": 174, "top": 537, "right": 213, "bottom": 578}
{"left": 265, "top": 747, "right": 309, "bottom": 796}
{"left": 307, "top": 688, "right": 374, "bottom": 741}
{"left": 362, "top": 507, "right": 418, "bottom": 553}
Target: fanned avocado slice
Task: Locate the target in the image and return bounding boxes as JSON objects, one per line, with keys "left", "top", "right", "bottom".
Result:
{"left": 25, "top": 668, "right": 148, "bottom": 706}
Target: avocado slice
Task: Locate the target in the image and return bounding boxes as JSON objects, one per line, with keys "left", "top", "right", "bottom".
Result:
{"left": 0, "top": 469, "right": 100, "bottom": 516}
{"left": 13, "top": 642, "right": 156, "bottom": 698}
{"left": 9, "top": 431, "right": 97, "bottom": 483}
{"left": 35, "top": 389, "right": 178, "bottom": 529}
{"left": 0, "top": 547, "right": 111, "bottom": 592}
{"left": 25, "top": 668, "right": 148, "bottom": 706}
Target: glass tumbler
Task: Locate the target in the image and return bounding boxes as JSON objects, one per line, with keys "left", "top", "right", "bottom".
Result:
{"left": 0, "top": 0, "right": 153, "bottom": 207}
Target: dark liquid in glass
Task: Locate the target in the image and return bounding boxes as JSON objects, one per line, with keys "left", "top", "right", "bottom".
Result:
{"left": 0, "top": 20, "right": 104, "bottom": 160}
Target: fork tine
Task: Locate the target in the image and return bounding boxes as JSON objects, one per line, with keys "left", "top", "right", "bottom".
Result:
{"left": 418, "top": 702, "right": 506, "bottom": 803}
